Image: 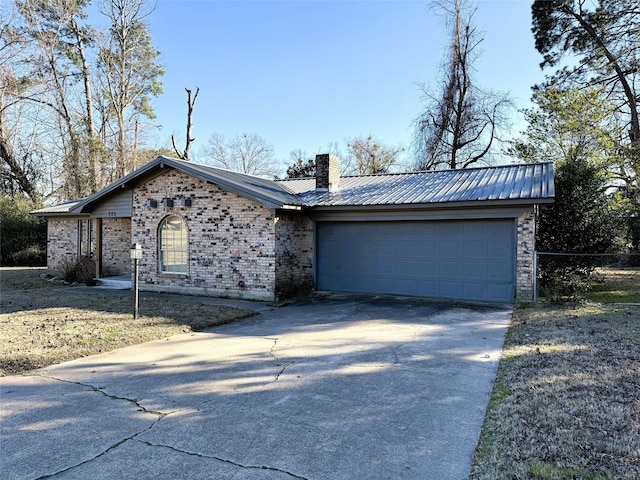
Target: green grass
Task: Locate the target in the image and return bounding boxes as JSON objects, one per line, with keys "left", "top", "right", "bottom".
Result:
{"left": 528, "top": 459, "right": 606, "bottom": 480}
{"left": 585, "top": 267, "right": 640, "bottom": 303}
{"left": 585, "top": 289, "right": 640, "bottom": 303}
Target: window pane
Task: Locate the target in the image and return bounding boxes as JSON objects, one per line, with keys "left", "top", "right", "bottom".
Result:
{"left": 159, "top": 215, "right": 187, "bottom": 273}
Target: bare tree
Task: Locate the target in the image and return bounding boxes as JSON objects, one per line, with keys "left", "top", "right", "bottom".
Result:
{"left": 0, "top": 8, "right": 40, "bottom": 202}
{"left": 2, "top": 0, "right": 165, "bottom": 202}
{"left": 98, "top": 0, "right": 163, "bottom": 177}
{"left": 14, "top": 0, "right": 96, "bottom": 199}
{"left": 413, "top": 0, "right": 511, "bottom": 170}
{"left": 172, "top": 87, "right": 199, "bottom": 161}
{"left": 202, "top": 133, "right": 280, "bottom": 178}
{"left": 346, "top": 135, "right": 403, "bottom": 174}
{"left": 0, "top": 85, "right": 43, "bottom": 202}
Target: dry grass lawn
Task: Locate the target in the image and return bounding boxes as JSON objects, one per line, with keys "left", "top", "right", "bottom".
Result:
{"left": 0, "top": 267, "right": 254, "bottom": 376}
{"left": 471, "top": 268, "right": 640, "bottom": 480}
{"left": 587, "top": 267, "right": 640, "bottom": 304}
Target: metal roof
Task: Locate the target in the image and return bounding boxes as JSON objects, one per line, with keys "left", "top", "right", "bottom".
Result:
{"left": 33, "top": 156, "right": 305, "bottom": 215}
{"left": 31, "top": 200, "right": 84, "bottom": 216}
{"left": 33, "top": 159, "right": 553, "bottom": 216}
{"left": 157, "top": 157, "right": 306, "bottom": 209}
{"left": 277, "top": 162, "right": 554, "bottom": 207}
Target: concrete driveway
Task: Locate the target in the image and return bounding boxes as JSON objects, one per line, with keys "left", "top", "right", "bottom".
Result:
{"left": 1, "top": 295, "right": 512, "bottom": 480}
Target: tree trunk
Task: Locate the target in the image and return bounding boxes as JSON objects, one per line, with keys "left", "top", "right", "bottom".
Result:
{"left": 172, "top": 87, "right": 199, "bottom": 161}
{"left": 0, "top": 119, "right": 40, "bottom": 202}
{"left": 72, "top": 19, "right": 98, "bottom": 193}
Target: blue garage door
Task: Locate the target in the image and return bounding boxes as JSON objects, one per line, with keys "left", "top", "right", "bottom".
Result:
{"left": 316, "top": 220, "right": 515, "bottom": 303}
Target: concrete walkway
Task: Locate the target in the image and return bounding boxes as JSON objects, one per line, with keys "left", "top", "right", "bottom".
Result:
{"left": 1, "top": 295, "right": 512, "bottom": 480}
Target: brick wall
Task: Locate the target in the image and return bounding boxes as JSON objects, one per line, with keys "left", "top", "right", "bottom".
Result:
{"left": 275, "top": 215, "right": 314, "bottom": 299}
{"left": 315, "top": 154, "right": 341, "bottom": 191}
{"left": 101, "top": 218, "right": 131, "bottom": 276}
{"left": 47, "top": 218, "right": 80, "bottom": 273}
{"left": 515, "top": 208, "right": 536, "bottom": 301}
{"left": 131, "top": 169, "right": 277, "bottom": 301}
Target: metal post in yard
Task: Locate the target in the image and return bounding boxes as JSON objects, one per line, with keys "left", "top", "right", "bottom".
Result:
{"left": 533, "top": 251, "right": 538, "bottom": 301}
{"left": 134, "top": 258, "right": 139, "bottom": 319}
{"left": 131, "top": 243, "right": 142, "bottom": 319}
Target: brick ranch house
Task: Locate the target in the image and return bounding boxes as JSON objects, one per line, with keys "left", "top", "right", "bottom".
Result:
{"left": 33, "top": 154, "right": 554, "bottom": 303}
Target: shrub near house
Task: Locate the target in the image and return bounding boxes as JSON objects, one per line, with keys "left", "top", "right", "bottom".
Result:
{"left": 0, "top": 194, "right": 46, "bottom": 266}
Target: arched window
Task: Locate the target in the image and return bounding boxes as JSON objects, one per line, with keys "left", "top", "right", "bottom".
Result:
{"left": 158, "top": 215, "right": 188, "bottom": 273}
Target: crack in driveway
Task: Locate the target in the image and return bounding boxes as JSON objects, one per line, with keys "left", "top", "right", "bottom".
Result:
{"left": 35, "top": 373, "right": 169, "bottom": 417}
{"left": 26, "top": 373, "right": 309, "bottom": 479}
{"left": 33, "top": 419, "right": 163, "bottom": 479}
{"left": 138, "top": 440, "right": 310, "bottom": 479}
{"left": 27, "top": 374, "right": 173, "bottom": 479}
{"left": 266, "top": 337, "right": 294, "bottom": 382}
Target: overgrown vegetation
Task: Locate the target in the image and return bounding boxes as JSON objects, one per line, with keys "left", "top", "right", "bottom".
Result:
{"left": 471, "top": 268, "right": 640, "bottom": 479}
{"left": 0, "top": 194, "right": 46, "bottom": 266}
{"left": 0, "top": 267, "right": 254, "bottom": 376}
{"left": 58, "top": 256, "right": 96, "bottom": 285}
{"left": 536, "top": 151, "right": 626, "bottom": 299}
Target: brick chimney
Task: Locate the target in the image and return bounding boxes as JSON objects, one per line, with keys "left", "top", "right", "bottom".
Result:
{"left": 315, "top": 154, "right": 341, "bottom": 191}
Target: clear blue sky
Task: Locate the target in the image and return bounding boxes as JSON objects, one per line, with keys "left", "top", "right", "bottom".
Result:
{"left": 138, "top": 0, "right": 546, "bottom": 168}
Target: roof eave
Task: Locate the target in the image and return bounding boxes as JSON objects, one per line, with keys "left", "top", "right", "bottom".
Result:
{"left": 30, "top": 210, "right": 89, "bottom": 217}
{"left": 69, "top": 156, "right": 305, "bottom": 213}
{"left": 307, "top": 197, "right": 555, "bottom": 212}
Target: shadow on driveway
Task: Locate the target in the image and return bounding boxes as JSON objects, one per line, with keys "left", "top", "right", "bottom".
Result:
{"left": 1, "top": 295, "right": 512, "bottom": 480}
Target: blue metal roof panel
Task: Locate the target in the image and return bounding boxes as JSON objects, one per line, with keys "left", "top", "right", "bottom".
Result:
{"left": 276, "top": 162, "right": 554, "bottom": 207}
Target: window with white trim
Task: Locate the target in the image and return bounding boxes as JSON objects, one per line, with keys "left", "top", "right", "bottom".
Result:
{"left": 158, "top": 215, "right": 188, "bottom": 273}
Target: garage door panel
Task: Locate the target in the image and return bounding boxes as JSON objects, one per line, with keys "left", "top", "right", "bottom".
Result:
{"left": 463, "top": 262, "right": 486, "bottom": 278}
{"left": 417, "top": 240, "right": 439, "bottom": 256}
{"left": 439, "top": 260, "right": 463, "bottom": 278}
{"left": 376, "top": 240, "right": 395, "bottom": 256}
{"left": 317, "top": 220, "right": 515, "bottom": 302}
{"left": 375, "top": 278, "right": 396, "bottom": 294}
{"left": 464, "top": 242, "right": 486, "bottom": 257}
{"left": 397, "top": 239, "right": 418, "bottom": 256}
{"left": 396, "top": 260, "right": 418, "bottom": 275}
{"left": 488, "top": 284, "right": 513, "bottom": 302}
{"left": 439, "top": 241, "right": 462, "bottom": 257}
{"left": 439, "top": 281, "right": 462, "bottom": 297}
{"left": 355, "top": 276, "right": 377, "bottom": 291}
{"left": 395, "top": 278, "right": 417, "bottom": 293}
{"left": 493, "top": 222, "right": 514, "bottom": 236}
{"left": 463, "top": 283, "right": 485, "bottom": 300}
{"left": 488, "top": 241, "right": 510, "bottom": 257}
{"left": 377, "top": 261, "right": 398, "bottom": 276}
{"left": 488, "top": 262, "right": 511, "bottom": 278}
{"left": 439, "top": 223, "right": 463, "bottom": 236}
{"left": 417, "top": 259, "right": 438, "bottom": 275}
{"left": 417, "top": 279, "right": 439, "bottom": 296}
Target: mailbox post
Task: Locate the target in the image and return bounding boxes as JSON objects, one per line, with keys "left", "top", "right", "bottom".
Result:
{"left": 130, "top": 243, "right": 143, "bottom": 319}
